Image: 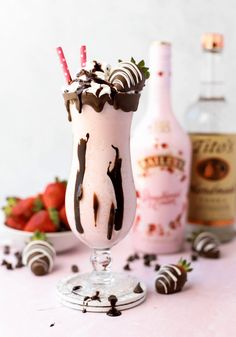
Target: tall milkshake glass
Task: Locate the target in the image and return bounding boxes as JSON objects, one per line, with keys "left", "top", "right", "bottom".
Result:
{"left": 57, "top": 57, "right": 149, "bottom": 312}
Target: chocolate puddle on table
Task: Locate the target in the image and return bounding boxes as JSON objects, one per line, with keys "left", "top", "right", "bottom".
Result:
{"left": 107, "top": 295, "right": 121, "bottom": 317}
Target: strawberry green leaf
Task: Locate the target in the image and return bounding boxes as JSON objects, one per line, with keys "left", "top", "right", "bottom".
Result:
{"left": 31, "top": 230, "right": 47, "bottom": 242}
{"left": 49, "top": 208, "right": 60, "bottom": 226}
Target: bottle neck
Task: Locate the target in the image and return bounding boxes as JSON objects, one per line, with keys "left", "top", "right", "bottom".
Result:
{"left": 147, "top": 67, "right": 172, "bottom": 117}
{"left": 199, "top": 50, "right": 225, "bottom": 100}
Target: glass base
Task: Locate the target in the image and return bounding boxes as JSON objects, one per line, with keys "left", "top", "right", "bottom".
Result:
{"left": 57, "top": 272, "right": 147, "bottom": 313}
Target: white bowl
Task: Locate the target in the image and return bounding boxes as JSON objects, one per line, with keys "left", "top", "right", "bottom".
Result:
{"left": 0, "top": 214, "right": 79, "bottom": 253}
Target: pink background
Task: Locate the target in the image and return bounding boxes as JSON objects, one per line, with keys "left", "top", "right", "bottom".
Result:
{"left": 0, "top": 234, "right": 235, "bottom": 337}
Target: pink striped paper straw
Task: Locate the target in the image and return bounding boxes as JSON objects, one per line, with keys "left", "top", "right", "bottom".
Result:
{"left": 56, "top": 46, "right": 72, "bottom": 84}
{"left": 80, "top": 45, "right": 87, "bottom": 68}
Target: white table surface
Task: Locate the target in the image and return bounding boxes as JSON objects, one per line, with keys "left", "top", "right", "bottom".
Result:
{"left": 0, "top": 234, "right": 236, "bottom": 337}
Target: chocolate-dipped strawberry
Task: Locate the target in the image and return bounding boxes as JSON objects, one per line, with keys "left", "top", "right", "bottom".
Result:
{"left": 23, "top": 231, "right": 56, "bottom": 276}
{"left": 109, "top": 58, "right": 149, "bottom": 92}
{"left": 192, "top": 231, "right": 220, "bottom": 259}
{"left": 155, "top": 258, "right": 192, "bottom": 294}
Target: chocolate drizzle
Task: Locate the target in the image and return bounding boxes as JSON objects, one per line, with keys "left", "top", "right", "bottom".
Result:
{"left": 107, "top": 202, "right": 115, "bottom": 240}
{"left": 74, "top": 133, "right": 89, "bottom": 233}
{"left": 93, "top": 193, "right": 99, "bottom": 226}
{"left": 107, "top": 145, "right": 124, "bottom": 232}
{"left": 82, "top": 291, "right": 101, "bottom": 313}
{"left": 62, "top": 58, "right": 147, "bottom": 119}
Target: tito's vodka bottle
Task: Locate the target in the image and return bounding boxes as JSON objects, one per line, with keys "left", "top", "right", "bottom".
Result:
{"left": 185, "top": 33, "right": 236, "bottom": 242}
{"left": 131, "top": 42, "right": 191, "bottom": 254}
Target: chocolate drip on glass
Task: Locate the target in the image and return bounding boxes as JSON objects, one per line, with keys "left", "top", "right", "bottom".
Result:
{"left": 107, "top": 145, "right": 124, "bottom": 231}
{"left": 74, "top": 133, "right": 89, "bottom": 233}
{"left": 107, "top": 202, "right": 115, "bottom": 240}
{"left": 93, "top": 193, "right": 99, "bottom": 227}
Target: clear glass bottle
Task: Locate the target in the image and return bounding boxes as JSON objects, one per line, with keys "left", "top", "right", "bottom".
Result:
{"left": 185, "top": 33, "right": 236, "bottom": 242}
{"left": 131, "top": 42, "right": 191, "bottom": 254}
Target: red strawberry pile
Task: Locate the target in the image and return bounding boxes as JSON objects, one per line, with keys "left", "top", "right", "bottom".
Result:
{"left": 2, "top": 178, "right": 70, "bottom": 233}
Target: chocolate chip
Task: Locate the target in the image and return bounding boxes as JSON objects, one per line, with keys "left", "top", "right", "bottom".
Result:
{"left": 14, "top": 251, "right": 22, "bottom": 258}
{"left": 71, "top": 264, "right": 79, "bottom": 273}
{"left": 154, "top": 264, "right": 161, "bottom": 271}
{"left": 123, "top": 263, "right": 131, "bottom": 271}
{"left": 127, "top": 255, "right": 135, "bottom": 262}
{"left": 144, "top": 259, "right": 151, "bottom": 267}
{"left": 1, "top": 259, "right": 8, "bottom": 266}
{"left": 133, "top": 282, "right": 144, "bottom": 294}
{"left": 72, "top": 285, "right": 81, "bottom": 292}
{"left": 15, "top": 260, "right": 24, "bottom": 268}
{"left": 191, "top": 254, "right": 198, "bottom": 261}
{"left": 133, "top": 253, "right": 140, "bottom": 260}
{"left": 3, "top": 245, "right": 10, "bottom": 255}
{"left": 50, "top": 323, "right": 55, "bottom": 327}
{"left": 6, "top": 263, "right": 13, "bottom": 270}
{"left": 143, "top": 253, "right": 157, "bottom": 262}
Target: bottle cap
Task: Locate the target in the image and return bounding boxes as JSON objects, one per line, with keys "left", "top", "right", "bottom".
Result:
{"left": 201, "top": 33, "right": 224, "bottom": 52}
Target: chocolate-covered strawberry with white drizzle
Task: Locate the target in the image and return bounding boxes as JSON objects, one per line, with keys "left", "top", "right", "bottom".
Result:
{"left": 155, "top": 258, "right": 192, "bottom": 294}
{"left": 109, "top": 58, "right": 149, "bottom": 92}
{"left": 192, "top": 231, "right": 220, "bottom": 259}
{"left": 23, "top": 231, "right": 56, "bottom": 276}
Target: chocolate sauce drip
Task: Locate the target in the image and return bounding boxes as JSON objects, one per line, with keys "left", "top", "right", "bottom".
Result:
{"left": 65, "top": 100, "right": 72, "bottom": 121}
{"left": 107, "top": 146, "right": 124, "bottom": 231}
{"left": 107, "top": 295, "right": 121, "bottom": 317}
{"left": 82, "top": 291, "right": 101, "bottom": 313}
{"left": 64, "top": 91, "right": 140, "bottom": 116}
{"left": 74, "top": 133, "right": 89, "bottom": 233}
{"left": 93, "top": 193, "right": 99, "bottom": 226}
{"left": 107, "top": 202, "right": 115, "bottom": 240}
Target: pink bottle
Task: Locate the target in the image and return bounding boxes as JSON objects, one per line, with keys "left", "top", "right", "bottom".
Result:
{"left": 131, "top": 42, "right": 191, "bottom": 254}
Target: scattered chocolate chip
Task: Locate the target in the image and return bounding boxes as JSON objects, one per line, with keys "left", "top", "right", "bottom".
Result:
{"left": 14, "top": 251, "right": 21, "bottom": 258}
{"left": 123, "top": 263, "right": 131, "bottom": 271}
{"left": 127, "top": 255, "right": 135, "bottom": 262}
{"left": 71, "top": 264, "right": 79, "bottom": 273}
{"left": 6, "top": 263, "right": 13, "bottom": 270}
{"left": 133, "top": 282, "right": 144, "bottom": 294}
{"left": 72, "top": 285, "right": 81, "bottom": 292}
{"left": 50, "top": 323, "right": 55, "bottom": 327}
{"left": 144, "top": 259, "right": 151, "bottom": 267}
{"left": 3, "top": 245, "right": 10, "bottom": 255}
{"left": 143, "top": 253, "right": 157, "bottom": 262}
{"left": 134, "top": 253, "right": 140, "bottom": 260}
{"left": 15, "top": 260, "right": 24, "bottom": 268}
{"left": 154, "top": 264, "right": 161, "bottom": 271}
{"left": 1, "top": 259, "right": 8, "bottom": 266}
{"left": 191, "top": 254, "right": 198, "bottom": 261}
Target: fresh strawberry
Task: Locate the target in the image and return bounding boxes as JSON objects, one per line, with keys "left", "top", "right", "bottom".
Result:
{"left": 11, "top": 196, "right": 43, "bottom": 219}
{"left": 5, "top": 215, "right": 26, "bottom": 230}
{"left": 42, "top": 177, "right": 67, "bottom": 210}
{"left": 59, "top": 205, "right": 70, "bottom": 229}
{"left": 24, "top": 209, "right": 59, "bottom": 233}
{"left": 2, "top": 197, "right": 20, "bottom": 217}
